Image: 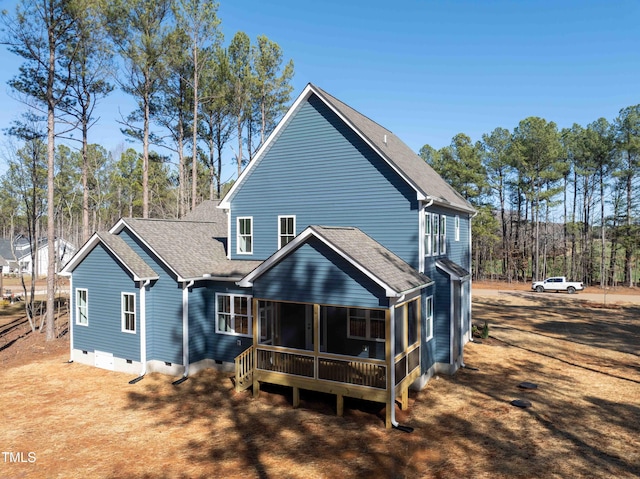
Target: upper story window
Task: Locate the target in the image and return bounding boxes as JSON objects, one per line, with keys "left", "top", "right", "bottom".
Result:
{"left": 433, "top": 214, "right": 440, "bottom": 255}
{"left": 440, "top": 215, "right": 447, "bottom": 254}
{"left": 237, "top": 217, "right": 253, "bottom": 254}
{"left": 278, "top": 215, "right": 296, "bottom": 249}
{"left": 424, "top": 212, "right": 432, "bottom": 256}
{"left": 216, "top": 293, "right": 252, "bottom": 337}
{"left": 76, "top": 289, "right": 88, "bottom": 326}
{"left": 122, "top": 292, "right": 136, "bottom": 333}
{"left": 425, "top": 295, "right": 433, "bottom": 341}
{"left": 455, "top": 215, "right": 460, "bottom": 241}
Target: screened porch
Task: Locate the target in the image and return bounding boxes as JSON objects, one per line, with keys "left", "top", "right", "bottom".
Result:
{"left": 235, "top": 297, "right": 422, "bottom": 427}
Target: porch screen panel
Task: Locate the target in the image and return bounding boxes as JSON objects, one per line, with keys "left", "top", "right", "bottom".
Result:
{"left": 407, "top": 300, "right": 418, "bottom": 346}
{"left": 394, "top": 304, "right": 405, "bottom": 353}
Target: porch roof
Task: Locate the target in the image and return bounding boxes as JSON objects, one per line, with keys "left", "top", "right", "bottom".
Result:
{"left": 436, "top": 258, "right": 471, "bottom": 281}
{"left": 239, "top": 225, "right": 433, "bottom": 297}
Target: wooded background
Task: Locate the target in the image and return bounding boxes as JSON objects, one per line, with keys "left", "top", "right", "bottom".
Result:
{"left": 1, "top": 1, "right": 638, "bottom": 330}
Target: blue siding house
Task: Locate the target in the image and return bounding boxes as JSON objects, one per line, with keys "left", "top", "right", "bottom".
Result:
{"left": 61, "top": 84, "right": 475, "bottom": 428}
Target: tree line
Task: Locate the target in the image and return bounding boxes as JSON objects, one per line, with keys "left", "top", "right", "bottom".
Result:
{"left": 0, "top": 0, "right": 294, "bottom": 339}
{"left": 421, "top": 106, "right": 640, "bottom": 288}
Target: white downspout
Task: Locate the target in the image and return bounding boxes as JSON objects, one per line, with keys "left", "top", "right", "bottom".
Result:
{"left": 68, "top": 275, "right": 74, "bottom": 362}
{"left": 389, "top": 300, "right": 398, "bottom": 428}
{"left": 139, "top": 279, "right": 151, "bottom": 376}
{"left": 182, "top": 280, "right": 195, "bottom": 377}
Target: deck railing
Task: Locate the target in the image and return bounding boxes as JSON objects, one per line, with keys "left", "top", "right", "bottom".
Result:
{"left": 234, "top": 345, "right": 254, "bottom": 392}
{"left": 236, "top": 345, "right": 419, "bottom": 393}
{"left": 255, "top": 346, "right": 387, "bottom": 390}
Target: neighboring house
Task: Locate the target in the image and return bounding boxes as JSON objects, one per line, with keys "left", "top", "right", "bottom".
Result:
{"left": 0, "top": 236, "right": 43, "bottom": 275}
{"left": 16, "top": 237, "right": 76, "bottom": 277}
{"left": 61, "top": 84, "right": 475, "bottom": 428}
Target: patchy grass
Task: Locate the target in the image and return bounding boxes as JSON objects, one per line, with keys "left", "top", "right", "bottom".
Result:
{"left": 0, "top": 291, "right": 638, "bottom": 478}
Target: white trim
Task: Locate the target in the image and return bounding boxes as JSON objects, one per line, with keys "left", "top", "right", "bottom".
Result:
{"left": 108, "top": 220, "right": 179, "bottom": 280}
{"left": 226, "top": 209, "right": 232, "bottom": 259}
{"left": 63, "top": 230, "right": 159, "bottom": 281}
{"left": 215, "top": 293, "right": 253, "bottom": 338}
{"left": 418, "top": 206, "right": 425, "bottom": 272}
{"left": 69, "top": 276, "right": 74, "bottom": 361}
{"left": 436, "top": 260, "right": 471, "bottom": 282}
{"left": 441, "top": 215, "right": 447, "bottom": 255}
{"left": 238, "top": 226, "right": 426, "bottom": 297}
{"left": 140, "top": 279, "right": 150, "bottom": 373}
{"left": 219, "top": 84, "right": 317, "bottom": 209}
{"left": 183, "top": 281, "right": 193, "bottom": 375}
{"left": 278, "top": 215, "right": 296, "bottom": 249}
{"left": 425, "top": 295, "right": 434, "bottom": 341}
{"left": 75, "top": 288, "right": 89, "bottom": 326}
{"left": 219, "top": 83, "right": 433, "bottom": 210}
{"left": 121, "top": 292, "right": 136, "bottom": 334}
{"left": 455, "top": 215, "right": 460, "bottom": 242}
{"left": 236, "top": 216, "right": 253, "bottom": 255}
{"left": 432, "top": 214, "right": 440, "bottom": 255}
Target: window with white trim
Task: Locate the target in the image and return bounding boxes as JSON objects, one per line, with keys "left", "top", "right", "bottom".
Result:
{"left": 440, "top": 215, "right": 447, "bottom": 254}
{"left": 216, "top": 293, "right": 252, "bottom": 337}
{"left": 122, "top": 293, "right": 136, "bottom": 333}
{"left": 76, "top": 289, "right": 88, "bottom": 326}
{"left": 455, "top": 215, "right": 460, "bottom": 241}
{"left": 237, "top": 217, "right": 253, "bottom": 254}
{"left": 347, "top": 308, "right": 385, "bottom": 341}
{"left": 433, "top": 214, "right": 440, "bottom": 255}
{"left": 278, "top": 215, "right": 296, "bottom": 249}
{"left": 425, "top": 295, "right": 433, "bottom": 340}
{"left": 424, "top": 211, "right": 432, "bottom": 256}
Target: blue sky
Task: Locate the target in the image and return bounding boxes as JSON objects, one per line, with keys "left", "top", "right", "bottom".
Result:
{"left": 1, "top": 0, "right": 638, "bottom": 180}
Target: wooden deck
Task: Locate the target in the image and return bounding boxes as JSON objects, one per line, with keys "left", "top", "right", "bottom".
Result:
{"left": 235, "top": 344, "right": 420, "bottom": 427}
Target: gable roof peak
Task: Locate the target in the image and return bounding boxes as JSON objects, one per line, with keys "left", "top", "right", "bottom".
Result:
{"left": 221, "top": 84, "right": 475, "bottom": 214}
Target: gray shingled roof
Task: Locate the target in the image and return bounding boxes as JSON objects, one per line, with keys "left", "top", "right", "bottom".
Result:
{"left": 310, "top": 225, "right": 432, "bottom": 295}
{"left": 118, "top": 218, "right": 261, "bottom": 280}
{"left": 96, "top": 232, "right": 158, "bottom": 280}
{"left": 183, "top": 199, "right": 227, "bottom": 222}
{"left": 312, "top": 85, "right": 475, "bottom": 213}
{"left": 436, "top": 258, "right": 471, "bottom": 280}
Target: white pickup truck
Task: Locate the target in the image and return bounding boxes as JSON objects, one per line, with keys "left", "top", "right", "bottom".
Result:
{"left": 531, "top": 277, "right": 584, "bottom": 294}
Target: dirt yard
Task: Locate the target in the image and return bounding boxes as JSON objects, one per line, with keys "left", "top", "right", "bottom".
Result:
{"left": 0, "top": 284, "right": 638, "bottom": 478}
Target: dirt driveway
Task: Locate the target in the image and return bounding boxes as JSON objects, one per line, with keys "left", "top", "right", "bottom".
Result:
{"left": 0, "top": 287, "right": 638, "bottom": 478}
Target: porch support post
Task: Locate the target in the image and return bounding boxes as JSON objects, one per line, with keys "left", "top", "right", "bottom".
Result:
{"left": 400, "top": 387, "right": 409, "bottom": 410}
{"left": 385, "top": 307, "right": 393, "bottom": 429}
{"left": 313, "top": 303, "right": 320, "bottom": 376}
{"left": 253, "top": 298, "right": 260, "bottom": 398}
{"left": 293, "top": 387, "right": 300, "bottom": 408}
{"left": 336, "top": 394, "right": 344, "bottom": 417}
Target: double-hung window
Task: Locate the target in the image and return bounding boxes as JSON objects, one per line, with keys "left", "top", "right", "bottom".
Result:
{"left": 122, "top": 293, "right": 136, "bottom": 333}
{"left": 237, "top": 217, "right": 253, "bottom": 254}
{"left": 278, "top": 215, "right": 296, "bottom": 249}
{"left": 347, "top": 308, "right": 385, "bottom": 341}
{"left": 424, "top": 212, "right": 432, "bottom": 256}
{"left": 76, "top": 289, "right": 88, "bottom": 326}
{"left": 440, "top": 215, "right": 447, "bottom": 254}
{"left": 216, "top": 293, "right": 252, "bottom": 337}
{"left": 455, "top": 215, "right": 460, "bottom": 241}
{"left": 433, "top": 214, "right": 440, "bottom": 255}
{"left": 425, "top": 295, "right": 433, "bottom": 341}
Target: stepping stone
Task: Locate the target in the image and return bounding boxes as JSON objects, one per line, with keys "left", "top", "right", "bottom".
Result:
{"left": 511, "top": 399, "right": 532, "bottom": 408}
{"left": 518, "top": 381, "right": 538, "bottom": 390}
